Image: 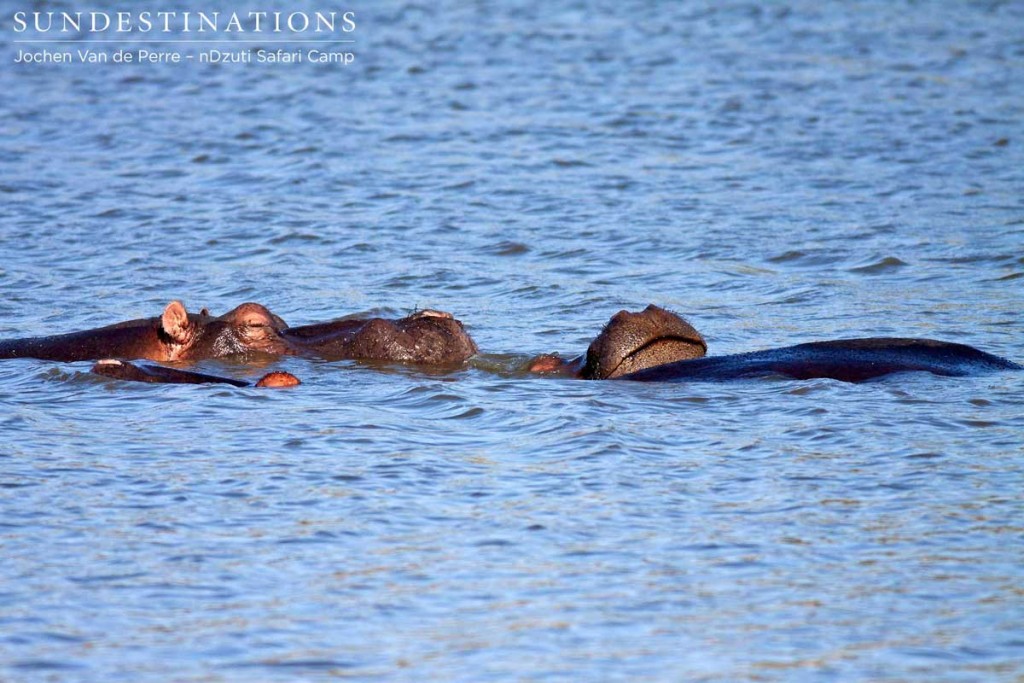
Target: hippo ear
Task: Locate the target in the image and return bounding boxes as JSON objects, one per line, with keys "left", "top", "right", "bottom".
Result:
{"left": 161, "top": 301, "right": 192, "bottom": 344}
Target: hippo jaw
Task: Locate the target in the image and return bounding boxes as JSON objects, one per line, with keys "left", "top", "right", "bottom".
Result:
{"left": 581, "top": 305, "right": 707, "bottom": 379}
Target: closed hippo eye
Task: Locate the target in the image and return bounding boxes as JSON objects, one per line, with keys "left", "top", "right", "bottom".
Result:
{"left": 224, "top": 302, "right": 281, "bottom": 328}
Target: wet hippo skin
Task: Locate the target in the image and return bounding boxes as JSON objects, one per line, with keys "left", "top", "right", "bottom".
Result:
{"left": 282, "top": 309, "right": 478, "bottom": 365}
{"left": 620, "top": 337, "right": 1022, "bottom": 383}
{"left": 527, "top": 305, "right": 708, "bottom": 379}
{"left": 530, "top": 305, "right": 1020, "bottom": 382}
{"left": 91, "top": 360, "right": 300, "bottom": 388}
{"left": 11, "top": 304, "right": 477, "bottom": 388}
{"left": 0, "top": 301, "right": 288, "bottom": 362}
{"left": 580, "top": 305, "right": 707, "bottom": 379}
{"left": 1, "top": 303, "right": 478, "bottom": 367}
{"left": 85, "top": 307, "right": 477, "bottom": 388}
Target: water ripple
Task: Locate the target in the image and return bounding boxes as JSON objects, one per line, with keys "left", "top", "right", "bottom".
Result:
{"left": 2, "top": 1, "right": 1023, "bottom": 681}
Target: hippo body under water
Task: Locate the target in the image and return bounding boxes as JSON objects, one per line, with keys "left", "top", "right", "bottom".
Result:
{"left": 0, "top": 301, "right": 288, "bottom": 363}
{"left": 0, "top": 303, "right": 478, "bottom": 367}
{"left": 530, "top": 305, "right": 1020, "bottom": 383}
{"left": 91, "top": 360, "right": 300, "bottom": 388}
{"left": 620, "top": 337, "right": 1022, "bottom": 383}
{"left": 7, "top": 301, "right": 1017, "bottom": 388}
{"left": 282, "top": 309, "right": 478, "bottom": 365}
{"left": 83, "top": 308, "right": 477, "bottom": 387}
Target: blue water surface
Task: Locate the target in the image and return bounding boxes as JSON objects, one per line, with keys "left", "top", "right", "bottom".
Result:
{"left": 1, "top": 1, "right": 1023, "bottom": 680}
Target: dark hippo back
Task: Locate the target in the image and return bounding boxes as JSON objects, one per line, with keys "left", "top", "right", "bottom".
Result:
{"left": 0, "top": 320, "right": 165, "bottom": 362}
{"left": 620, "top": 338, "right": 1021, "bottom": 383}
{"left": 91, "top": 359, "right": 251, "bottom": 386}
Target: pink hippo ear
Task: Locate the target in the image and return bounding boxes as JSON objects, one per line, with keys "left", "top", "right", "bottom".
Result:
{"left": 161, "top": 301, "right": 193, "bottom": 344}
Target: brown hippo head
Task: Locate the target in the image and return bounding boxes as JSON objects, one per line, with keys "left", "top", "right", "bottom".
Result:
{"left": 283, "top": 309, "right": 478, "bottom": 365}
{"left": 525, "top": 305, "right": 707, "bottom": 379}
{"left": 581, "top": 305, "right": 707, "bottom": 379}
{"left": 173, "top": 301, "right": 290, "bottom": 360}
{"left": 0, "top": 300, "right": 290, "bottom": 363}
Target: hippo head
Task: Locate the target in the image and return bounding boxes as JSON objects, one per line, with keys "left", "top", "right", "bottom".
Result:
{"left": 580, "top": 305, "right": 706, "bottom": 379}
{"left": 0, "top": 300, "right": 292, "bottom": 363}
{"left": 337, "top": 309, "right": 478, "bottom": 365}
{"left": 164, "top": 301, "right": 290, "bottom": 360}
{"left": 288, "top": 309, "right": 478, "bottom": 365}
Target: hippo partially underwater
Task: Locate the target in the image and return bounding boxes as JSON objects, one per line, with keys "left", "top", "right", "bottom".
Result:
{"left": 0, "top": 301, "right": 288, "bottom": 363}
{"left": 0, "top": 300, "right": 478, "bottom": 386}
{"left": 90, "top": 359, "right": 303, "bottom": 388}
{"left": 281, "top": 308, "right": 478, "bottom": 365}
{"left": 1, "top": 302, "right": 1018, "bottom": 387}
{"left": 528, "top": 305, "right": 1021, "bottom": 382}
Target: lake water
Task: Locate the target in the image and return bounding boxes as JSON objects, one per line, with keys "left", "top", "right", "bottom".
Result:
{"left": 2, "top": 1, "right": 1023, "bottom": 680}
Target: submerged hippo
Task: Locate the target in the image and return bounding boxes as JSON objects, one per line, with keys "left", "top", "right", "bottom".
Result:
{"left": 0, "top": 301, "right": 288, "bottom": 362}
{"left": 1, "top": 302, "right": 478, "bottom": 367}
{"left": 281, "top": 309, "right": 478, "bottom": 365}
{"left": 529, "top": 305, "right": 1021, "bottom": 382}
{"left": 91, "top": 359, "right": 300, "bottom": 388}
{"left": 3, "top": 300, "right": 479, "bottom": 387}
{"left": 528, "top": 305, "right": 709, "bottom": 379}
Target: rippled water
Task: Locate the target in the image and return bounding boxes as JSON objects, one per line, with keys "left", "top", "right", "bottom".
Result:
{"left": 2, "top": 1, "right": 1023, "bottom": 680}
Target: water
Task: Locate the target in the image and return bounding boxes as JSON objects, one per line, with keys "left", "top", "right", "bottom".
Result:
{"left": 2, "top": 1, "right": 1023, "bottom": 680}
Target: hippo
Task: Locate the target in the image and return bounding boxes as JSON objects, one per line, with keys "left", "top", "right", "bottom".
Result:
{"left": 91, "top": 359, "right": 300, "bottom": 388}
{"left": 527, "top": 305, "right": 708, "bottom": 379}
{"left": 2, "top": 300, "right": 479, "bottom": 387}
{"left": 88, "top": 309, "right": 477, "bottom": 386}
{"left": 281, "top": 309, "right": 478, "bottom": 365}
{"left": 84, "top": 308, "right": 477, "bottom": 386}
{"left": 0, "top": 301, "right": 288, "bottom": 363}
{"left": 0, "top": 302, "right": 478, "bottom": 367}
{"left": 529, "top": 305, "right": 1021, "bottom": 382}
